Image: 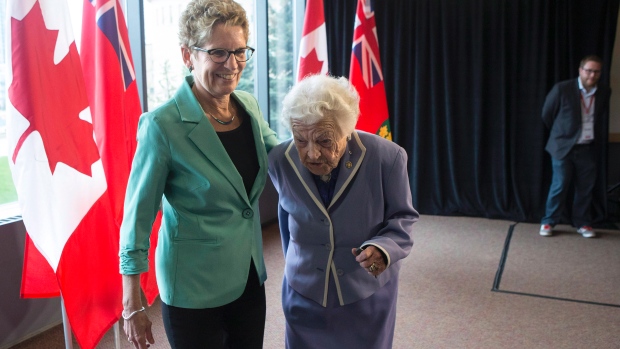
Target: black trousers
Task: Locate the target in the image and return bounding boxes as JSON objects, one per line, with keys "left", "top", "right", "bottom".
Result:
{"left": 162, "top": 261, "right": 266, "bottom": 349}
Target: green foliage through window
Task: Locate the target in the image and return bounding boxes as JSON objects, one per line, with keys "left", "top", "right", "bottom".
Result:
{"left": 0, "top": 157, "right": 18, "bottom": 205}
{"left": 268, "top": 1, "right": 294, "bottom": 141}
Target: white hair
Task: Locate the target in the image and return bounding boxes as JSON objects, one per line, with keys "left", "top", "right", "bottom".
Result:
{"left": 280, "top": 75, "right": 360, "bottom": 137}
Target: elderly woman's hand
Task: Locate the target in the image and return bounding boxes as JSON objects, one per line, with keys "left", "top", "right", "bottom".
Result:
{"left": 352, "top": 246, "right": 386, "bottom": 277}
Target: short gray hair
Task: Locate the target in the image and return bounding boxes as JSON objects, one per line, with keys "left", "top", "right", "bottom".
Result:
{"left": 281, "top": 75, "right": 360, "bottom": 137}
{"left": 178, "top": 0, "right": 249, "bottom": 48}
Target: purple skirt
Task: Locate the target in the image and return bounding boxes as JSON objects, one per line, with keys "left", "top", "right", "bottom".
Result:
{"left": 282, "top": 274, "right": 399, "bottom": 349}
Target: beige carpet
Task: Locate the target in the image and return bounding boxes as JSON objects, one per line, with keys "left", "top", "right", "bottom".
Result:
{"left": 9, "top": 215, "right": 620, "bottom": 349}
{"left": 495, "top": 222, "right": 620, "bottom": 307}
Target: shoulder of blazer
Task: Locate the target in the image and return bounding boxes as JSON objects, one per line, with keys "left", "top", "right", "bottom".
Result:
{"left": 556, "top": 79, "right": 578, "bottom": 94}
{"left": 356, "top": 131, "right": 403, "bottom": 157}
{"left": 144, "top": 97, "right": 179, "bottom": 120}
{"left": 232, "top": 90, "right": 261, "bottom": 118}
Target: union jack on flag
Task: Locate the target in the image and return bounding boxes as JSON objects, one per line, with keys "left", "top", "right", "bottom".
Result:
{"left": 89, "top": 0, "right": 136, "bottom": 90}
{"left": 351, "top": 0, "right": 383, "bottom": 89}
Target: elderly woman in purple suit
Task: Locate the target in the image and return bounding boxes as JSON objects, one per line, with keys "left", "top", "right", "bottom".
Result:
{"left": 268, "top": 74, "right": 418, "bottom": 348}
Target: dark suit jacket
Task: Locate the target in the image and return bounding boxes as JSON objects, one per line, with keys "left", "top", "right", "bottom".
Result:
{"left": 542, "top": 78, "right": 611, "bottom": 160}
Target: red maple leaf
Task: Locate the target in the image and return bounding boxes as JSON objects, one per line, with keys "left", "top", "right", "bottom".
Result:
{"left": 9, "top": 2, "right": 99, "bottom": 176}
{"left": 299, "top": 48, "right": 325, "bottom": 80}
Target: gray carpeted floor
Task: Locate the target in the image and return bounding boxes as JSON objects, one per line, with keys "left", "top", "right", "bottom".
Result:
{"left": 9, "top": 215, "right": 620, "bottom": 349}
{"left": 496, "top": 222, "right": 620, "bottom": 307}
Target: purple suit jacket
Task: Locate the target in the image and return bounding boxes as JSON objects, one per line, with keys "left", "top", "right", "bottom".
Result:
{"left": 268, "top": 131, "right": 418, "bottom": 307}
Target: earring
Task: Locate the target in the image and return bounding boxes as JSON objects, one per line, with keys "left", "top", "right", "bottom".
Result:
{"left": 188, "top": 65, "right": 193, "bottom": 72}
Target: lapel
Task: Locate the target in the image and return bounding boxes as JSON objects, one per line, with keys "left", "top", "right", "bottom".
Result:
{"left": 174, "top": 76, "right": 252, "bottom": 205}
{"left": 329, "top": 131, "right": 366, "bottom": 209}
{"left": 236, "top": 93, "right": 269, "bottom": 204}
{"left": 571, "top": 81, "right": 582, "bottom": 119}
{"left": 284, "top": 131, "right": 367, "bottom": 213}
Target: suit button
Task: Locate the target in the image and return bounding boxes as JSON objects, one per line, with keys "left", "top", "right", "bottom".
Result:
{"left": 336, "top": 269, "right": 344, "bottom": 276}
{"left": 324, "top": 244, "right": 332, "bottom": 250}
{"left": 242, "top": 209, "right": 254, "bottom": 219}
{"left": 322, "top": 219, "right": 330, "bottom": 226}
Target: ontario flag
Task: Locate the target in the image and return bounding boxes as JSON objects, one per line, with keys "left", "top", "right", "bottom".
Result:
{"left": 6, "top": 0, "right": 151, "bottom": 347}
{"left": 297, "top": 0, "right": 329, "bottom": 81}
{"left": 349, "top": 0, "right": 392, "bottom": 140}
{"left": 81, "top": 0, "right": 161, "bottom": 306}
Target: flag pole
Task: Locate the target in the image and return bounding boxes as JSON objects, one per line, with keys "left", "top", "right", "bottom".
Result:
{"left": 60, "top": 296, "right": 74, "bottom": 349}
{"left": 114, "top": 322, "right": 122, "bottom": 349}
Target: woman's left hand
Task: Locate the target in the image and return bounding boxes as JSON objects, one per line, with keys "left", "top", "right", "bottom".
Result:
{"left": 352, "top": 246, "right": 385, "bottom": 277}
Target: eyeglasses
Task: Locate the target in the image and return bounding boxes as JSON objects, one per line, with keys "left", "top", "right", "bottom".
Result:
{"left": 191, "top": 46, "right": 255, "bottom": 63}
{"left": 581, "top": 68, "right": 601, "bottom": 75}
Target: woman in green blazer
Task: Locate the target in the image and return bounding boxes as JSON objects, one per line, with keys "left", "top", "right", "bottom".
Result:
{"left": 119, "top": 1, "right": 277, "bottom": 348}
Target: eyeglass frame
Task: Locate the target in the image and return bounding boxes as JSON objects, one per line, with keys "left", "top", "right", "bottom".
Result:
{"left": 191, "top": 46, "right": 255, "bottom": 63}
{"left": 580, "top": 68, "right": 601, "bottom": 75}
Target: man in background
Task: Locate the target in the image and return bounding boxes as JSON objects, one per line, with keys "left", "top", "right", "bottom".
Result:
{"left": 540, "top": 55, "right": 611, "bottom": 238}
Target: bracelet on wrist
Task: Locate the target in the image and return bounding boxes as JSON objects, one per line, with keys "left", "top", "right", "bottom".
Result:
{"left": 122, "top": 306, "right": 145, "bottom": 320}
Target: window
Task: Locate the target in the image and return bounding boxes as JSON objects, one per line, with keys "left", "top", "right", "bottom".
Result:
{"left": 0, "top": 0, "right": 18, "bottom": 215}
{"left": 143, "top": 0, "right": 191, "bottom": 111}
{"left": 267, "top": 0, "right": 295, "bottom": 141}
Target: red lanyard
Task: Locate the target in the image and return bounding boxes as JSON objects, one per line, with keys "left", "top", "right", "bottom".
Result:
{"left": 580, "top": 94, "right": 595, "bottom": 115}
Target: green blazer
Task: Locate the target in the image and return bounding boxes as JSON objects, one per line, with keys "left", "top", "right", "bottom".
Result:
{"left": 120, "top": 76, "right": 278, "bottom": 308}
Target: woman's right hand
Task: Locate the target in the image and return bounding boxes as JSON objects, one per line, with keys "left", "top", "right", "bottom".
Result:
{"left": 122, "top": 274, "right": 155, "bottom": 348}
{"left": 123, "top": 308, "right": 154, "bottom": 348}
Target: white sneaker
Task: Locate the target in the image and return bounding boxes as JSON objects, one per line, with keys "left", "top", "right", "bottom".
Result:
{"left": 539, "top": 224, "right": 553, "bottom": 236}
{"left": 577, "top": 226, "right": 596, "bottom": 238}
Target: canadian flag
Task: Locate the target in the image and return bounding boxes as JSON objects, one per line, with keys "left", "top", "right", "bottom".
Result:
{"left": 297, "top": 0, "right": 329, "bottom": 81}
{"left": 7, "top": 0, "right": 151, "bottom": 347}
{"left": 349, "top": 0, "right": 392, "bottom": 140}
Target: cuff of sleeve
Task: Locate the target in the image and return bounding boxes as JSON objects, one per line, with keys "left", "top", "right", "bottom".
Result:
{"left": 360, "top": 243, "right": 390, "bottom": 268}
